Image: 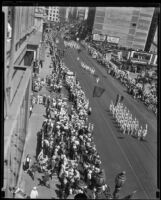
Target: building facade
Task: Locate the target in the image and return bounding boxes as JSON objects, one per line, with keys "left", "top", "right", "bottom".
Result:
{"left": 150, "top": 26, "right": 157, "bottom": 53}
{"left": 46, "top": 7, "right": 60, "bottom": 22}
{"left": 34, "top": 7, "right": 46, "bottom": 32}
{"left": 92, "top": 7, "right": 155, "bottom": 50}
{"left": 87, "top": 7, "right": 96, "bottom": 33}
{"left": 3, "top": 6, "right": 44, "bottom": 198}
{"left": 77, "top": 7, "right": 88, "bottom": 21}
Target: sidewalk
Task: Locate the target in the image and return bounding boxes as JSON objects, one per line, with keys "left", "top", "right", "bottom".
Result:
{"left": 17, "top": 48, "right": 60, "bottom": 199}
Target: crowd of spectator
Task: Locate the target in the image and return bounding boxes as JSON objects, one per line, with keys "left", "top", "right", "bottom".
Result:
{"left": 20, "top": 28, "right": 139, "bottom": 199}
{"left": 82, "top": 42, "right": 157, "bottom": 116}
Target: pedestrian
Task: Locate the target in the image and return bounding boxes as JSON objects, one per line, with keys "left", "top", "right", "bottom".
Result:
{"left": 88, "top": 107, "right": 92, "bottom": 115}
{"left": 96, "top": 77, "right": 100, "bottom": 84}
{"left": 23, "top": 154, "right": 31, "bottom": 172}
{"left": 113, "top": 171, "right": 126, "bottom": 198}
{"left": 30, "top": 186, "right": 38, "bottom": 199}
{"left": 29, "top": 106, "right": 33, "bottom": 117}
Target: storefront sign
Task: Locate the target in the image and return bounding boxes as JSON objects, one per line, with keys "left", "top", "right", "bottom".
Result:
{"left": 93, "top": 34, "right": 101, "bottom": 41}
{"left": 99, "top": 34, "right": 106, "bottom": 41}
{"left": 107, "top": 36, "right": 120, "bottom": 44}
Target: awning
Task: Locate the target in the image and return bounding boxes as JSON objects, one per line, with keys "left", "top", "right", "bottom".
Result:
{"left": 28, "top": 31, "right": 42, "bottom": 46}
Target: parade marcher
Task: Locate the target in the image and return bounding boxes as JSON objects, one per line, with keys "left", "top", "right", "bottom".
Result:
{"left": 140, "top": 124, "right": 148, "bottom": 141}
{"left": 137, "top": 126, "right": 143, "bottom": 140}
{"left": 30, "top": 186, "right": 38, "bottom": 199}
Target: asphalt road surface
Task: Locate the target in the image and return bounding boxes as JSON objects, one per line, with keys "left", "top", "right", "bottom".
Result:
{"left": 57, "top": 37, "right": 158, "bottom": 199}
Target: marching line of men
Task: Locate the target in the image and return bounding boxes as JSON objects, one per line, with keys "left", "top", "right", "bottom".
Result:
{"left": 109, "top": 101, "right": 148, "bottom": 141}
{"left": 64, "top": 40, "right": 80, "bottom": 50}
{"left": 80, "top": 61, "right": 95, "bottom": 76}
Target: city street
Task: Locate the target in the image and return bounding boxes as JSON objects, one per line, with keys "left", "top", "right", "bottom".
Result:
{"left": 3, "top": 6, "right": 158, "bottom": 199}
{"left": 57, "top": 36, "right": 157, "bottom": 199}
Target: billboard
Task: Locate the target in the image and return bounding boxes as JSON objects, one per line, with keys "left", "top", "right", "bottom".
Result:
{"left": 130, "top": 51, "right": 153, "bottom": 64}
{"left": 100, "top": 34, "right": 106, "bottom": 41}
{"left": 93, "top": 34, "right": 101, "bottom": 41}
{"left": 107, "top": 36, "right": 120, "bottom": 44}
{"left": 93, "top": 34, "right": 106, "bottom": 41}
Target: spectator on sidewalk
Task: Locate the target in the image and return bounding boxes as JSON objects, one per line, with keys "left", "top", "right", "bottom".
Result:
{"left": 113, "top": 171, "right": 126, "bottom": 198}
{"left": 29, "top": 106, "right": 33, "bottom": 117}
{"left": 23, "top": 154, "right": 31, "bottom": 172}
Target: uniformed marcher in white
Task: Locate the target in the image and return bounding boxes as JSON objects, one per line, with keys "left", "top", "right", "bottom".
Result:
{"left": 30, "top": 186, "right": 38, "bottom": 199}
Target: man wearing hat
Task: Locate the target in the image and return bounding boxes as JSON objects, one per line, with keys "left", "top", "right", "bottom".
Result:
{"left": 113, "top": 171, "right": 126, "bottom": 198}
{"left": 30, "top": 186, "right": 38, "bottom": 199}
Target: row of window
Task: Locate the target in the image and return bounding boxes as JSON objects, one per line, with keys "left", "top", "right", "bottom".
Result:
{"left": 49, "top": 10, "right": 59, "bottom": 14}
{"left": 48, "top": 16, "right": 59, "bottom": 21}
{"left": 49, "top": 14, "right": 59, "bottom": 17}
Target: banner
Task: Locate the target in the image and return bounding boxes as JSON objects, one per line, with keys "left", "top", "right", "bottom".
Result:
{"left": 107, "top": 36, "right": 120, "bottom": 44}
{"left": 93, "top": 86, "right": 105, "bottom": 97}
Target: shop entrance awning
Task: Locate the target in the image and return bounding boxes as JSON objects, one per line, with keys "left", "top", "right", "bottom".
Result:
{"left": 27, "top": 31, "right": 42, "bottom": 47}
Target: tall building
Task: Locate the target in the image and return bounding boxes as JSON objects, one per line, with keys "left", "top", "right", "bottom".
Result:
{"left": 92, "top": 7, "right": 156, "bottom": 50}
{"left": 87, "top": 7, "right": 96, "bottom": 33}
{"left": 47, "top": 7, "right": 60, "bottom": 22}
{"left": 150, "top": 26, "right": 158, "bottom": 53}
{"left": 69, "top": 7, "right": 77, "bottom": 21}
{"left": 59, "top": 7, "right": 67, "bottom": 22}
{"left": 77, "top": 7, "right": 88, "bottom": 21}
{"left": 65, "top": 7, "right": 70, "bottom": 21}
{"left": 3, "top": 6, "right": 44, "bottom": 198}
{"left": 145, "top": 7, "right": 159, "bottom": 52}
{"left": 34, "top": 6, "right": 46, "bottom": 32}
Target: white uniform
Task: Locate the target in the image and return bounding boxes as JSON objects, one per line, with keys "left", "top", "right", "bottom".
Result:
{"left": 137, "top": 127, "right": 143, "bottom": 140}
{"left": 141, "top": 126, "right": 148, "bottom": 140}
{"left": 30, "top": 187, "right": 38, "bottom": 199}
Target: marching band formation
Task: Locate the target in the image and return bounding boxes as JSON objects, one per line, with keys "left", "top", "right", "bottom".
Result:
{"left": 64, "top": 40, "right": 81, "bottom": 51}
{"left": 109, "top": 101, "right": 148, "bottom": 140}
{"left": 80, "top": 61, "right": 95, "bottom": 76}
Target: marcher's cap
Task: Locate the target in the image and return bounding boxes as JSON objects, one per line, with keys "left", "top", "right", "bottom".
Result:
{"left": 33, "top": 186, "right": 37, "bottom": 190}
{"left": 121, "top": 171, "right": 126, "bottom": 175}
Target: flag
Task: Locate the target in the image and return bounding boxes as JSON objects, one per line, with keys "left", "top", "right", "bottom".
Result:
{"left": 93, "top": 86, "right": 105, "bottom": 97}
{"left": 115, "top": 94, "right": 120, "bottom": 106}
